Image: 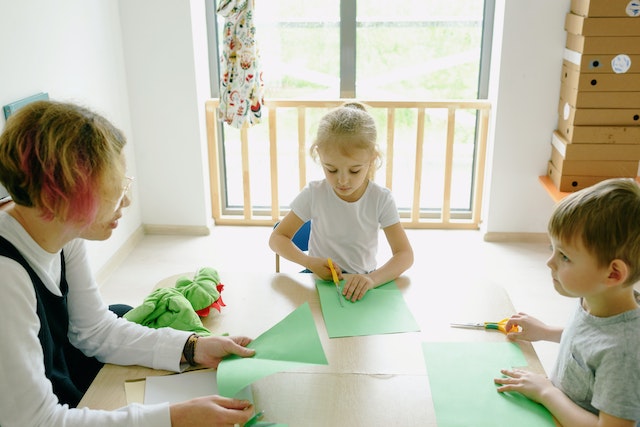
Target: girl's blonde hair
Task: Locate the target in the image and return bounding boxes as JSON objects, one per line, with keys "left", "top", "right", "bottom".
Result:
{"left": 309, "top": 102, "right": 382, "bottom": 179}
{"left": 0, "top": 100, "right": 127, "bottom": 224}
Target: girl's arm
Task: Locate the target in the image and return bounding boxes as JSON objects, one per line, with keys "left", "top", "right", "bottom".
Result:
{"left": 342, "top": 223, "right": 413, "bottom": 301}
{"left": 368, "top": 222, "right": 413, "bottom": 286}
{"left": 342, "top": 222, "right": 413, "bottom": 301}
{"left": 269, "top": 212, "right": 332, "bottom": 278}
{"left": 269, "top": 211, "right": 307, "bottom": 267}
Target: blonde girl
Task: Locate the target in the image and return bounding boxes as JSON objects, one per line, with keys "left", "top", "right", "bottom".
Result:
{"left": 269, "top": 102, "right": 413, "bottom": 301}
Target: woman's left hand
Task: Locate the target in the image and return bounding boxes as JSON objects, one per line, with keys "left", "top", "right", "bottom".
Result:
{"left": 194, "top": 335, "right": 255, "bottom": 369}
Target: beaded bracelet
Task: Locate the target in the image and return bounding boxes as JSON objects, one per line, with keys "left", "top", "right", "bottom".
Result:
{"left": 183, "top": 333, "right": 200, "bottom": 366}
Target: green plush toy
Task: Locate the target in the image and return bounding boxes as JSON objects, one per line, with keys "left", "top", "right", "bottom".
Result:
{"left": 123, "top": 267, "right": 226, "bottom": 335}
{"left": 123, "top": 287, "right": 212, "bottom": 336}
{"left": 175, "top": 267, "right": 226, "bottom": 317}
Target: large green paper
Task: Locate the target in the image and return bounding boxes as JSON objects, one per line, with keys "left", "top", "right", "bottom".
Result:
{"left": 316, "top": 279, "right": 420, "bottom": 338}
{"left": 217, "top": 303, "right": 328, "bottom": 397}
{"left": 422, "top": 342, "right": 555, "bottom": 427}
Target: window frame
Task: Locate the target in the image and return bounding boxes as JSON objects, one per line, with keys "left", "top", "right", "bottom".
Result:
{"left": 206, "top": 0, "right": 496, "bottom": 217}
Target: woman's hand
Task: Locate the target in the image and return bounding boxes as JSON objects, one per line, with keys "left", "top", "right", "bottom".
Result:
{"left": 170, "top": 395, "right": 254, "bottom": 427}
{"left": 194, "top": 335, "right": 255, "bottom": 369}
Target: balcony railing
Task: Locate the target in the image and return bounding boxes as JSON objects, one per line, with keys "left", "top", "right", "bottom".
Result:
{"left": 205, "top": 98, "right": 491, "bottom": 229}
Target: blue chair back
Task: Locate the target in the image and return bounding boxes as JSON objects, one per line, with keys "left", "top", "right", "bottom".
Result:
{"left": 274, "top": 220, "right": 311, "bottom": 272}
{"left": 291, "top": 220, "right": 311, "bottom": 251}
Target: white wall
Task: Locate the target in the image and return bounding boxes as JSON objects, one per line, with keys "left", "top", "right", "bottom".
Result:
{"left": 0, "top": 0, "right": 141, "bottom": 273}
{"left": 0, "top": 0, "right": 572, "bottom": 273}
{"left": 483, "top": 0, "right": 570, "bottom": 236}
{"left": 118, "top": 0, "right": 214, "bottom": 232}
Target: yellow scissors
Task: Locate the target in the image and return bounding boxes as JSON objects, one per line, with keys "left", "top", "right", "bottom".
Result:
{"left": 450, "top": 318, "right": 519, "bottom": 334}
{"left": 327, "top": 258, "right": 344, "bottom": 307}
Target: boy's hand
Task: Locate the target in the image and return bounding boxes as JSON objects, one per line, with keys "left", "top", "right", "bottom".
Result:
{"left": 504, "top": 312, "right": 560, "bottom": 342}
{"left": 494, "top": 368, "right": 552, "bottom": 403}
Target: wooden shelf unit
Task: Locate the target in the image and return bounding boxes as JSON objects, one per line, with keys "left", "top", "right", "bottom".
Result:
{"left": 540, "top": 175, "right": 640, "bottom": 203}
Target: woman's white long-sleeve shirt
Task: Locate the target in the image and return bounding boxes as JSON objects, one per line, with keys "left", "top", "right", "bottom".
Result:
{"left": 0, "top": 211, "right": 192, "bottom": 427}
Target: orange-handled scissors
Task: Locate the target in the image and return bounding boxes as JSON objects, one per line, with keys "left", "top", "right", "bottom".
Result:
{"left": 450, "top": 318, "right": 519, "bottom": 334}
{"left": 327, "top": 258, "right": 344, "bottom": 307}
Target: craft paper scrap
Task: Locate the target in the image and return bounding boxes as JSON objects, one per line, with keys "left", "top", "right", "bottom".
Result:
{"left": 217, "top": 302, "right": 328, "bottom": 397}
{"left": 124, "top": 378, "right": 145, "bottom": 404}
{"left": 422, "top": 342, "right": 555, "bottom": 427}
{"left": 316, "top": 279, "right": 420, "bottom": 338}
{"left": 143, "top": 369, "right": 252, "bottom": 404}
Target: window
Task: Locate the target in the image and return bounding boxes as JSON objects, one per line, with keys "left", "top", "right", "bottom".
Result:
{"left": 211, "top": 0, "right": 494, "bottom": 219}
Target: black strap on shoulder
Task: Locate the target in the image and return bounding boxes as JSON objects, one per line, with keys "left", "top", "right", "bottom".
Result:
{"left": 0, "top": 236, "right": 85, "bottom": 406}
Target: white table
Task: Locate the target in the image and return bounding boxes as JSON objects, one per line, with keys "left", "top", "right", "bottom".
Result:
{"left": 79, "top": 272, "right": 551, "bottom": 426}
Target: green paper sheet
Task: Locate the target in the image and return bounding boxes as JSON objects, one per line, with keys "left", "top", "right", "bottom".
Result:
{"left": 422, "top": 342, "right": 555, "bottom": 427}
{"left": 316, "top": 279, "right": 420, "bottom": 338}
{"left": 217, "top": 302, "right": 328, "bottom": 397}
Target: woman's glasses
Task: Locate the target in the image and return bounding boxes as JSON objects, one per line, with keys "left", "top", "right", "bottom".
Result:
{"left": 114, "top": 176, "right": 134, "bottom": 212}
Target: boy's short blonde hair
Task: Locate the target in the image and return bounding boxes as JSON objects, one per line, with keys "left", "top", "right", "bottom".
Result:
{"left": 548, "top": 178, "right": 640, "bottom": 286}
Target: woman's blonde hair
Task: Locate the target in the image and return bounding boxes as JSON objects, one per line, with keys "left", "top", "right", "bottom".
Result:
{"left": 0, "top": 100, "right": 127, "bottom": 223}
{"left": 309, "top": 102, "right": 382, "bottom": 179}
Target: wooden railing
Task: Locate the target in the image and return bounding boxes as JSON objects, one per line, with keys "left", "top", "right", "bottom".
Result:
{"left": 205, "top": 99, "right": 491, "bottom": 229}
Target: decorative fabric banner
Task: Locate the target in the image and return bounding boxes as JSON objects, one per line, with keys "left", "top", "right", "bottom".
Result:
{"left": 217, "top": 0, "right": 264, "bottom": 129}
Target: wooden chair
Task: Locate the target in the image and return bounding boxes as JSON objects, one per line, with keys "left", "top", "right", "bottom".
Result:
{"left": 274, "top": 220, "right": 311, "bottom": 272}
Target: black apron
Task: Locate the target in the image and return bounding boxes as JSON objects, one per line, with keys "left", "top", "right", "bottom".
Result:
{"left": 0, "top": 237, "right": 103, "bottom": 407}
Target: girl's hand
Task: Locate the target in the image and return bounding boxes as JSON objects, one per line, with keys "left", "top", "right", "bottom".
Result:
{"left": 170, "top": 395, "right": 254, "bottom": 427}
{"left": 494, "top": 368, "right": 553, "bottom": 403}
{"left": 308, "top": 257, "right": 344, "bottom": 282}
{"left": 343, "top": 274, "right": 374, "bottom": 302}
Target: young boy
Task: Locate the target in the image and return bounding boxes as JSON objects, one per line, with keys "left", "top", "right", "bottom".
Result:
{"left": 494, "top": 178, "right": 640, "bottom": 427}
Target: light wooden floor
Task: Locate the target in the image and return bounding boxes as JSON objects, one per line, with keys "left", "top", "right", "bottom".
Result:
{"left": 99, "top": 226, "right": 576, "bottom": 375}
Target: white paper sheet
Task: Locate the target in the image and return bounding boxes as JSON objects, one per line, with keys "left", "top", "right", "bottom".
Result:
{"left": 143, "top": 369, "right": 252, "bottom": 404}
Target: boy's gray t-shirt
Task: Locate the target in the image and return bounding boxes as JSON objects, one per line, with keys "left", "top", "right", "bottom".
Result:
{"left": 551, "top": 301, "right": 640, "bottom": 424}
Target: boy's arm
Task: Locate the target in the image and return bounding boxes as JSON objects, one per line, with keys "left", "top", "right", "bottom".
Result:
{"left": 495, "top": 370, "right": 636, "bottom": 427}
{"left": 540, "top": 387, "right": 606, "bottom": 427}
{"left": 505, "top": 312, "right": 564, "bottom": 343}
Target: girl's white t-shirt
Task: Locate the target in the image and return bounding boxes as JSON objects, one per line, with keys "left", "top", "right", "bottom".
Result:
{"left": 290, "top": 180, "right": 400, "bottom": 273}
